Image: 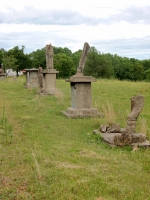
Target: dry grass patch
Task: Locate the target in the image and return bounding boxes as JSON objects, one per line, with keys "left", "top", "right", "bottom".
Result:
{"left": 54, "top": 88, "right": 64, "bottom": 100}
{"left": 102, "top": 101, "right": 116, "bottom": 125}
{"left": 95, "top": 197, "right": 107, "bottom": 200}
{"left": 21, "top": 115, "right": 35, "bottom": 120}
{"left": 56, "top": 161, "right": 82, "bottom": 169}
{"left": 80, "top": 149, "right": 102, "bottom": 159}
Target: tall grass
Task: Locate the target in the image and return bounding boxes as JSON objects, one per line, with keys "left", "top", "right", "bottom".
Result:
{"left": 0, "top": 76, "right": 150, "bottom": 200}
{"left": 0, "top": 106, "right": 13, "bottom": 144}
{"left": 102, "top": 101, "right": 116, "bottom": 126}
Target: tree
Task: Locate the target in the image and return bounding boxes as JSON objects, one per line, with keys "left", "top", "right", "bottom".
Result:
{"left": 53, "top": 46, "right": 72, "bottom": 57}
{"left": 112, "top": 54, "right": 122, "bottom": 79}
{"left": 2, "top": 54, "right": 18, "bottom": 71}
{"left": 72, "top": 49, "right": 82, "bottom": 70}
{"left": 84, "top": 47, "right": 114, "bottom": 78}
{"left": 144, "top": 68, "right": 150, "bottom": 81}
{"left": 7, "top": 46, "right": 32, "bottom": 76}
{"left": 99, "top": 53, "right": 114, "bottom": 78}
{"left": 0, "top": 51, "right": 3, "bottom": 66}
{"left": 54, "top": 53, "right": 75, "bottom": 78}
{"left": 84, "top": 47, "right": 100, "bottom": 77}
{"left": 28, "top": 48, "right": 46, "bottom": 69}
{"left": 132, "top": 61, "right": 144, "bottom": 81}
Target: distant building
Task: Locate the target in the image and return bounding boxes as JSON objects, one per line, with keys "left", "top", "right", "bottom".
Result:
{"left": 6, "top": 69, "right": 23, "bottom": 76}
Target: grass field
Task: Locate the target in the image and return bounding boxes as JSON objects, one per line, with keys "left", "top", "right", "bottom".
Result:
{"left": 0, "top": 76, "right": 150, "bottom": 200}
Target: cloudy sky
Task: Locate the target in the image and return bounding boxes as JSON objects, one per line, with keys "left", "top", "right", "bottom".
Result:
{"left": 0, "top": 0, "right": 150, "bottom": 60}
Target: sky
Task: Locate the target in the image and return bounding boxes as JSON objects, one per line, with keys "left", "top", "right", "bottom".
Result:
{"left": 0, "top": 0, "right": 150, "bottom": 60}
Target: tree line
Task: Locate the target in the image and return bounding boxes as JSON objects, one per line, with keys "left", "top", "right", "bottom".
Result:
{"left": 0, "top": 45, "right": 150, "bottom": 81}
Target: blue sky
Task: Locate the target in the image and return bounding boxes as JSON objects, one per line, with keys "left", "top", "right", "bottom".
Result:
{"left": 0, "top": 0, "right": 150, "bottom": 59}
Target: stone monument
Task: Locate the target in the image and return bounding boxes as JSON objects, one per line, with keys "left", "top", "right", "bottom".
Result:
{"left": 25, "top": 68, "right": 39, "bottom": 88}
{"left": 38, "top": 44, "right": 59, "bottom": 95}
{"left": 0, "top": 63, "right": 6, "bottom": 80}
{"left": 93, "top": 95, "right": 150, "bottom": 147}
{"left": 62, "top": 42, "right": 103, "bottom": 118}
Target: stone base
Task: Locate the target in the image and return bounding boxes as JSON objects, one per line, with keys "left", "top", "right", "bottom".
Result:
{"left": 42, "top": 71, "right": 59, "bottom": 95}
{"left": 0, "top": 74, "right": 6, "bottom": 80}
{"left": 38, "top": 88, "right": 56, "bottom": 95}
{"left": 93, "top": 130, "right": 150, "bottom": 147}
{"left": 62, "top": 107, "right": 104, "bottom": 118}
{"left": 25, "top": 84, "right": 38, "bottom": 89}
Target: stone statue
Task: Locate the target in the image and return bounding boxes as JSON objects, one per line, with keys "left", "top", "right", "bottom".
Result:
{"left": 76, "top": 42, "right": 90, "bottom": 74}
{"left": 46, "top": 44, "right": 53, "bottom": 71}
{"left": 126, "top": 95, "right": 144, "bottom": 134}
{"left": 38, "top": 66, "right": 43, "bottom": 89}
{"left": 95, "top": 95, "right": 148, "bottom": 147}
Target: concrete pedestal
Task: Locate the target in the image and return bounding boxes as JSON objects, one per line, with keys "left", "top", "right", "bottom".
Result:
{"left": 39, "top": 69, "right": 59, "bottom": 95}
{"left": 62, "top": 75, "right": 103, "bottom": 118}
{"left": 25, "top": 69, "right": 38, "bottom": 88}
{"left": 0, "top": 74, "right": 6, "bottom": 80}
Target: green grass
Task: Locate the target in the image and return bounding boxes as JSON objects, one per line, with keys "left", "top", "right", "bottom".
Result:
{"left": 0, "top": 76, "right": 150, "bottom": 200}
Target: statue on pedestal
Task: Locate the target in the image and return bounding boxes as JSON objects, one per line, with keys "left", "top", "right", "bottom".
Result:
{"left": 46, "top": 44, "right": 53, "bottom": 72}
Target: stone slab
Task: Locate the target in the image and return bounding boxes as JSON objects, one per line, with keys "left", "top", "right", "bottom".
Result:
{"left": 62, "top": 108, "right": 104, "bottom": 118}
{"left": 39, "top": 73, "right": 58, "bottom": 95}
{"left": 25, "top": 69, "right": 38, "bottom": 72}
{"left": 65, "top": 75, "right": 96, "bottom": 83}
{"left": 93, "top": 130, "right": 150, "bottom": 147}
{"left": 43, "top": 70, "right": 59, "bottom": 74}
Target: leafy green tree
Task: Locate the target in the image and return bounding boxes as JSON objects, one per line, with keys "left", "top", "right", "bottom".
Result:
{"left": 84, "top": 47, "right": 114, "bottom": 78}
{"left": 84, "top": 47, "right": 100, "bottom": 77}
{"left": 2, "top": 54, "right": 18, "bottom": 71}
{"left": 53, "top": 46, "right": 72, "bottom": 57}
{"left": 112, "top": 54, "right": 122, "bottom": 79}
{"left": 63, "top": 47, "right": 72, "bottom": 57}
{"left": 99, "top": 53, "right": 114, "bottom": 78}
{"left": 142, "top": 59, "right": 150, "bottom": 79}
{"left": 54, "top": 53, "right": 75, "bottom": 78}
{"left": 53, "top": 47, "right": 64, "bottom": 54}
{"left": 0, "top": 50, "right": 3, "bottom": 66}
{"left": 121, "top": 57, "right": 133, "bottom": 80}
{"left": 144, "top": 68, "right": 150, "bottom": 81}
{"left": 28, "top": 48, "right": 46, "bottom": 68}
{"left": 72, "top": 49, "right": 82, "bottom": 71}
{"left": 7, "top": 46, "right": 32, "bottom": 75}
{"left": 132, "top": 61, "right": 144, "bottom": 81}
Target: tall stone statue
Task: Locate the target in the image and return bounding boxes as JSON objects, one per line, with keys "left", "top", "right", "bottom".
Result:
{"left": 76, "top": 42, "right": 90, "bottom": 74}
{"left": 126, "top": 95, "right": 144, "bottom": 134}
{"left": 46, "top": 44, "right": 54, "bottom": 71}
{"left": 38, "top": 66, "right": 43, "bottom": 89}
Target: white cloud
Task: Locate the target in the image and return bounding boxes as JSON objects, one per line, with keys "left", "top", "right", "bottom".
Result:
{"left": 0, "top": 0, "right": 150, "bottom": 59}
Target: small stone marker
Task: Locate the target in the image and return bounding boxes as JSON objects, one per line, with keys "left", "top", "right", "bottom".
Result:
{"left": 93, "top": 95, "right": 150, "bottom": 147}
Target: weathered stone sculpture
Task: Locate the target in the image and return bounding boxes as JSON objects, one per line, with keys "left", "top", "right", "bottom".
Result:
{"left": 46, "top": 44, "right": 54, "bottom": 71}
{"left": 38, "top": 67, "right": 43, "bottom": 90}
{"left": 38, "top": 44, "right": 59, "bottom": 95}
{"left": 76, "top": 42, "right": 90, "bottom": 74}
{"left": 62, "top": 42, "right": 103, "bottom": 118}
{"left": 126, "top": 95, "right": 144, "bottom": 134}
{"left": 93, "top": 95, "right": 150, "bottom": 147}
